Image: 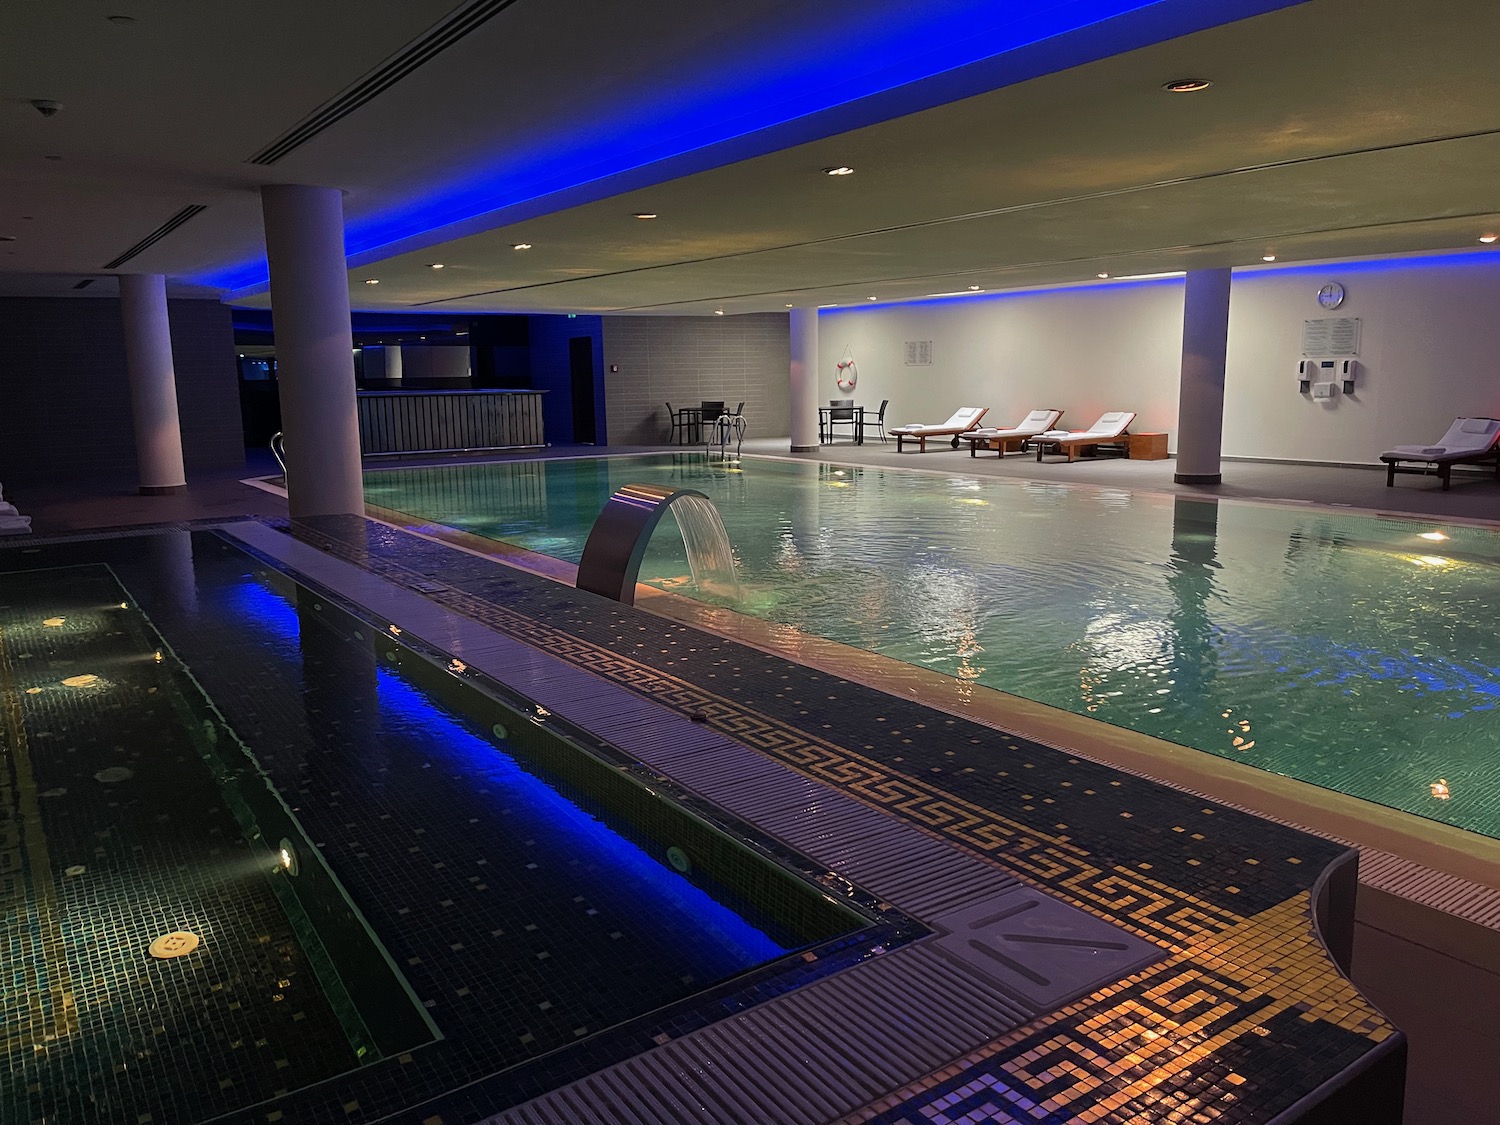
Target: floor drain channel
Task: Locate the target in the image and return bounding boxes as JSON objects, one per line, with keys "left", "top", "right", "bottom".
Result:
{"left": 149, "top": 931, "right": 201, "bottom": 959}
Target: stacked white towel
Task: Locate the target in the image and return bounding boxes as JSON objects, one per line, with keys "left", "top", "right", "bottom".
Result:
{"left": 0, "top": 482, "right": 32, "bottom": 535}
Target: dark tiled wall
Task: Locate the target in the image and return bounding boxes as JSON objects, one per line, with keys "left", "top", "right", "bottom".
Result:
{"left": 0, "top": 296, "right": 242, "bottom": 484}
{"left": 601, "top": 313, "right": 790, "bottom": 444}
{"left": 530, "top": 314, "right": 606, "bottom": 445}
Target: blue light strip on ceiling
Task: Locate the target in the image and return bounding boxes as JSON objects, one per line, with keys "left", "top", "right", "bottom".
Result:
{"left": 196, "top": 0, "right": 1308, "bottom": 294}
{"left": 820, "top": 247, "right": 1500, "bottom": 314}
{"left": 820, "top": 274, "right": 1187, "bottom": 314}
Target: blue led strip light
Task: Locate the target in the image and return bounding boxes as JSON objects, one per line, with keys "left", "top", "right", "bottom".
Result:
{"left": 198, "top": 0, "right": 1306, "bottom": 293}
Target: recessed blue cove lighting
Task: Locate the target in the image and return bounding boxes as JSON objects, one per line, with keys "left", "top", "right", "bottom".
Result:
{"left": 822, "top": 272, "right": 1187, "bottom": 314}
{"left": 1240, "top": 245, "right": 1500, "bottom": 279}
{"left": 196, "top": 0, "right": 1304, "bottom": 293}
{"left": 822, "top": 246, "right": 1500, "bottom": 315}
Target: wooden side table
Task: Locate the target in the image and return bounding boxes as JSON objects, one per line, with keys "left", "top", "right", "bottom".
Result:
{"left": 1126, "top": 432, "right": 1168, "bottom": 460}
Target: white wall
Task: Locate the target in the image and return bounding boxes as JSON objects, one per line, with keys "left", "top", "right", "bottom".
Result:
{"left": 817, "top": 253, "right": 1500, "bottom": 462}
{"left": 819, "top": 281, "right": 1185, "bottom": 443}
{"left": 1225, "top": 258, "right": 1500, "bottom": 463}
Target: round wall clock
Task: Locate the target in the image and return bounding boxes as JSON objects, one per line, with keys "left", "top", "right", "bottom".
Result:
{"left": 1317, "top": 282, "right": 1345, "bottom": 310}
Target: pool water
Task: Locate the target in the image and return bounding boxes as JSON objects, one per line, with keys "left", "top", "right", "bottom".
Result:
{"left": 366, "top": 454, "right": 1500, "bottom": 839}
{"left": 0, "top": 531, "right": 869, "bottom": 1124}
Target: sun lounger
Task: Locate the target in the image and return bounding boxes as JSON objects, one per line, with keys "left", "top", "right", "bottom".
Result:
{"left": 960, "top": 409, "right": 1064, "bottom": 458}
{"left": 890, "top": 406, "right": 989, "bottom": 452}
{"left": 0, "top": 481, "right": 31, "bottom": 536}
{"left": 1380, "top": 417, "right": 1500, "bottom": 490}
{"left": 1030, "top": 411, "right": 1136, "bottom": 462}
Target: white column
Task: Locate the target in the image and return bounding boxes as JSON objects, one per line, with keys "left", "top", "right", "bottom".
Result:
{"left": 788, "top": 307, "right": 819, "bottom": 452}
{"left": 118, "top": 273, "right": 187, "bottom": 494}
{"left": 261, "top": 184, "right": 363, "bottom": 517}
{"left": 1174, "top": 269, "right": 1233, "bottom": 485}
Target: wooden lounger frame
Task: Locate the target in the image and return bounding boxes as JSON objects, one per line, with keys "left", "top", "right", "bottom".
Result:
{"left": 1031, "top": 432, "right": 1131, "bottom": 463}
{"left": 1380, "top": 447, "right": 1500, "bottom": 491}
{"left": 892, "top": 408, "right": 988, "bottom": 453}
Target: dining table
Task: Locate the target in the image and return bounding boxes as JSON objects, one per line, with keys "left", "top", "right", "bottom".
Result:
{"left": 818, "top": 405, "right": 865, "bottom": 444}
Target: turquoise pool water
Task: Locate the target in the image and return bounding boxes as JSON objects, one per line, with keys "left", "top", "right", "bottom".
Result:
{"left": 365, "top": 454, "right": 1500, "bottom": 839}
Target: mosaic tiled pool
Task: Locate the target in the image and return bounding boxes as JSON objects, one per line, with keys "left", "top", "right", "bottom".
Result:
{"left": 364, "top": 454, "right": 1500, "bottom": 840}
{"left": 0, "top": 530, "right": 898, "bottom": 1124}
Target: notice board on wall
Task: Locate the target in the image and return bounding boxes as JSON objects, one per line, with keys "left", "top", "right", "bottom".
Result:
{"left": 1301, "top": 317, "right": 1361, "bottom": 356}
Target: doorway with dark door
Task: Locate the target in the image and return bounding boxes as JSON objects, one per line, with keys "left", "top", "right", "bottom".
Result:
{"left": 569, "top": 336, "right": 597, "bottom": 444}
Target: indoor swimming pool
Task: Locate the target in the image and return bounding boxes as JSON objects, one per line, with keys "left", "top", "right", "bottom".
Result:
{"left": 0, "top": 530, "right": 878, "bottom": 1124}
{"left": 365, "top": 453, "right": 1500, "bottom": 841}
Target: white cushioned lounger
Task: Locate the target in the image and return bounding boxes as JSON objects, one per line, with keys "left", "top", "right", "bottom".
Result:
{"left": 1032, "top": 411, "right": 1137, "bottom": 462}
{"left": 1380, "top": 417, "right": 1500, "bottom": 491}
{"left": 961, "top": 409, "right": 1064, "bottom": 457}
{"left": 890, "top": 406, "right": 989, "bottom": 452}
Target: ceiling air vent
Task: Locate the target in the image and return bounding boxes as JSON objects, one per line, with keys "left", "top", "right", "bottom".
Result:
{"left": 72, "top": 278, "right": 95, "bottom": 290}
{"left": 101, "top": 205, "right": 207, "bottom": 270}
{"left": 246, "top": 0, "right": 521, "bottom": 166}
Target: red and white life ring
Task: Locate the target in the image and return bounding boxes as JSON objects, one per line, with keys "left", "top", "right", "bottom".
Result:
{"left": 835, "top": 347, "right": 858, "bottom": 392}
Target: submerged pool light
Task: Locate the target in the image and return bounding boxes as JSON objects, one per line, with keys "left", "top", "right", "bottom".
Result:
{"left": 277, "top": 838, "right": 299, "bottom": 876}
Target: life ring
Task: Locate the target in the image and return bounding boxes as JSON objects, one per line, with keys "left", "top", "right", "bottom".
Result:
{"left": 836, "top": 347, "right": 858, "bottom": 392}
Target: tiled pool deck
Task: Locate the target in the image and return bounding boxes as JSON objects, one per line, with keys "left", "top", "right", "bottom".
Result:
{"left": 243, "top": 513, "right": 1405, "bottom": 1124}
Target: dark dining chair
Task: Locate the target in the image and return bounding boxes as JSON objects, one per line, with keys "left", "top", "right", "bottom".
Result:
{"left": 826, "top": 398, "right": 858, "bottom": 443}
{"left": 665, "top": 402, "right": 691, "bottom": 445}
{"left": 700, "top": 401, "right": 727, "bottom": 443}
{"left": 865, "top": 398, "right": 890, "bottom": 443}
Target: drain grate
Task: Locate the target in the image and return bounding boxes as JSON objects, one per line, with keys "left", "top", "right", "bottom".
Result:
{"left": 931, "top": 889, "right": 1163, "bottom": 1009}
{"left": 407, "top": 579, "right": 450, "bottom": 594}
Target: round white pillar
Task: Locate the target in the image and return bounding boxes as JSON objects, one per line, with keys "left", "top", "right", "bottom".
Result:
{"left": 1174, "top": 268, "right": 1233, "bottom": 485}
{"left": 789, "top": 307, "right": 819, "bottom": 452}
{"left": 118, "top": 273, "right": 187, "bottom": 494}
{"left": 261, "top": 184, "right": 364, "bottom": 518}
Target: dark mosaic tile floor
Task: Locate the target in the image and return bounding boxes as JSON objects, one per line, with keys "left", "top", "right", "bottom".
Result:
{"left": 0, "top": 532, "right": 906, "bottom": 1125}
{"left": 276, "top": 514, "right": 1404, "bottom": 1123}
{"left": 0, "top": 564, "right": 359, "bottom": 1125}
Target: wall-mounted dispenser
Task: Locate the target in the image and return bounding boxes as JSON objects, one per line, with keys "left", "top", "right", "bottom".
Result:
{"left": 1299, "top": 357, "right": 1358, "bottom": 395}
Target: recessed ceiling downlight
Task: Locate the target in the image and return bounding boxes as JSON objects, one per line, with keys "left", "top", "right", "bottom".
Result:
{"left": 1261, "top": 254, "right": 1277, "bottom": 262}
{"left": 428, "top": 262, "right": 445, "bottom": 269}
{"left": 1481, "top": 233, "right": 1499, "bottom": 244}
{"left": 363, "top": 278, "right": 380, "bottom": 285}
{"left": 512, "top": 242, "right": 532, "bottom": 250}
{"left": 823, "top": 166, "right": 855, "bottom": 176}
{"left": 633, "top": 212, "right": 658, "bottom": 220}
{"left": 1162, "top": 79, "right": 1213, "bottom": 93}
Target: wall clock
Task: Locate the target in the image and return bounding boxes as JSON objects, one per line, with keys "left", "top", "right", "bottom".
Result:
{"left": 1317, "top": 282, "right": 1345, "bottom": 310}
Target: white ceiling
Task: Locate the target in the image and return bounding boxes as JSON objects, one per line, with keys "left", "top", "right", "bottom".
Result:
{"left": 3, "top": 0, "right": 1498, "bottom": 314}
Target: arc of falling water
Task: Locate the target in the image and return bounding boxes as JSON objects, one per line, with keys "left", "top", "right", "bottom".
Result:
{"left": 575, "top": 484, "right": 741, "bottom": 606}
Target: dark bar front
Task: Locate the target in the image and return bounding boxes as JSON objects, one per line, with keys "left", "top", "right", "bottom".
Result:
{"left": 356, "top": 390, "right": 545, "bottom": 455}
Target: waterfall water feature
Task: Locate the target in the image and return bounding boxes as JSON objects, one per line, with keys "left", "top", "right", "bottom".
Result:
{"left": 576, "top": 484, "right": 740, "bottom": 606}
{"left": 667, "top": 493, "right": 741, "bottom": 602}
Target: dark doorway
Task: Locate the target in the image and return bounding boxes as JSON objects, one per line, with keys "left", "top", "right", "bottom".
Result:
{"left": 569, "top": 336, "right": 598, "bottom": 444}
